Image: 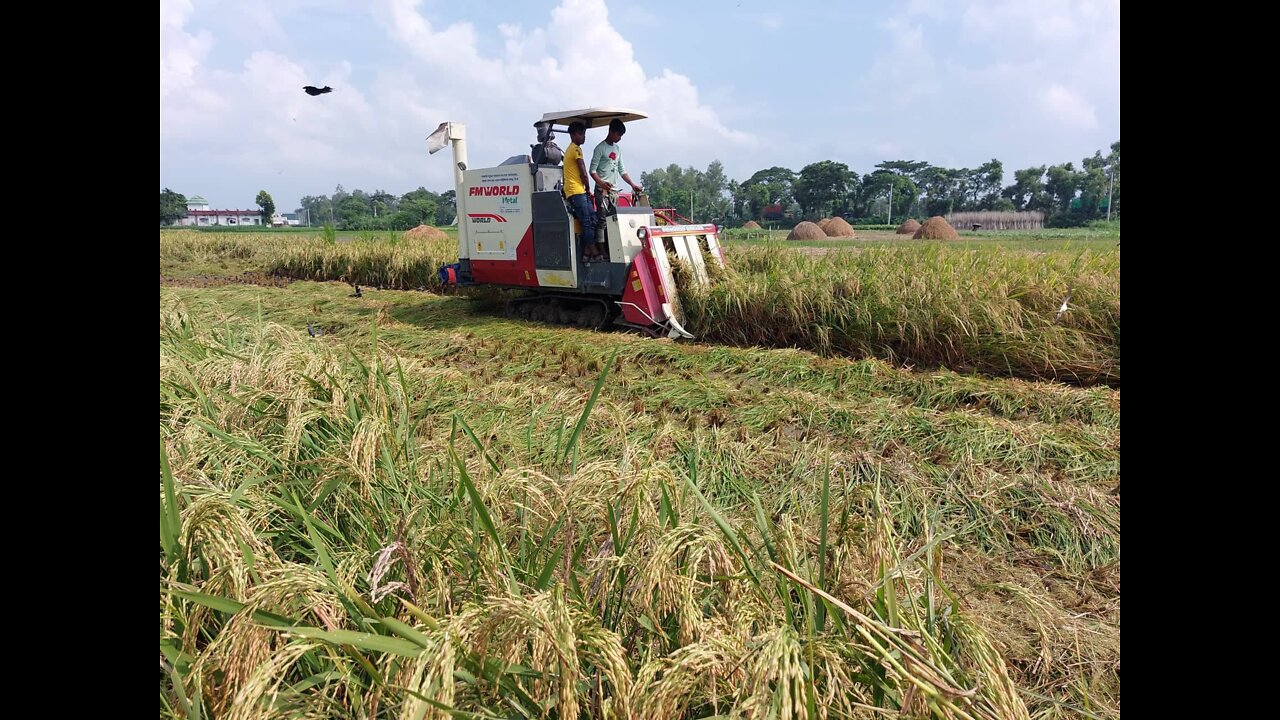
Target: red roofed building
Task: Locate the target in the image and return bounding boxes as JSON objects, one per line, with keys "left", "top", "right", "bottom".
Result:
{"left": 176, "top": 196, "right": 264, "bottom": 227}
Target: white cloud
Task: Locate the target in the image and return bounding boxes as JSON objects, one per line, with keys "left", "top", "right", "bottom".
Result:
{"left": 161, "top": 0, "right": 756, "bottom": 207}
{"left": 1040, "top": 85, "right": 1098, "bottom": 130}
{"left": 376, "top": 0, "right": 756, "bottom": 173}
{"left": 613, "top": 6, "right": 660, "bottom": 27}
{"left": 380, "top": 1, "right": 503, "bottom": 84}
{"left": 159, "top": 0, "right": 213, "bottom": 98}
{"left": 231, "top": 0, "right": 288, "bottom": 37}
{"left": 958, "top": 0, "right": 1123, "bottom": 48}
{"left": 882, "top": 16, "right": 924, "bottom": 53}
{"left": 905, "top": 0, "right": 946, "bottom": 18}
{"left": 161, "top": 0, "right": 1118, "bottom": 208}
{"left": 872, "top": 141, "right": 902, "bottom": 157}
{"left": 867, "top": 15, "right": 938, "bottom": 110}
{"left": 750, "top": 13, "right": 783, "bottom": 30}
{"left": 846, "top": 0, "right": 1118, "bottom": 181}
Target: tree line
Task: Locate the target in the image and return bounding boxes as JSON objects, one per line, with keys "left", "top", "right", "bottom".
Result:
{"left": 159, "top": 186, "right": 456, "bottom": 230}
{"left": 642, "top": 140, "right": 1119, "bottom": 227}
{"left": 160, "top": 140, "right": 1117, "bottom": 229}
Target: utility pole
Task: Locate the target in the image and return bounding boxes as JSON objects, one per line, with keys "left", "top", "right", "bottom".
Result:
{"left": 1106, "top": 170, "right": 1115, "bottom": 221}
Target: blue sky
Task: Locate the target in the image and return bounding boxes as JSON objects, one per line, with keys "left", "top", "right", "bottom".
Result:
{"left": 160, "top": 0, "right": 1120, "bottom": 212}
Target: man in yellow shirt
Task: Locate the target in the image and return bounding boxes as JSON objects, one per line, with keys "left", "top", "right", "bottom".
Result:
{"left": 562, "top": 121, "right": 603, "bottom": 262}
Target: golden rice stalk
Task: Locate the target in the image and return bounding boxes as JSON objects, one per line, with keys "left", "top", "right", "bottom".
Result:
{"left": 951, "top": 614, "right": 1032, "bottom": 720}
{"left": 398, "top": 628, "right": 457, "bottom": 720}
{"left": 224, "top": 640, "right": 322, "bottom": 720}
{"left": 633, "top": 634, "right": 748, "bottom": 720}
{"left": 632, "top": 525, "right": 737, "bottom": 645}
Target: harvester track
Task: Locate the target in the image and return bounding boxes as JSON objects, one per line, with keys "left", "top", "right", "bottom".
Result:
{"left": 505, "top": 293, "right": 614, "bottom": 331}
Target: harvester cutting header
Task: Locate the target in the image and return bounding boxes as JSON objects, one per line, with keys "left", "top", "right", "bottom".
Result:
{"left": 428, "top": 108, "right": 725, "bottom": 339}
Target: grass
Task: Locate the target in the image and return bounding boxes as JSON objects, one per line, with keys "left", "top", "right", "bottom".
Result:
{"left": 159, "top": 274, "right": 1119, "bottom": 718}
{"left": 160, "top": 229, "right": 459, "bottom": 288}
{"left": 160, "top": 230, "right": 1120, "bottom": 386}
{"left": 681, "top": 243, "right": 1119, "bottom": 386}
{"left": 723, "top": 228, "right": 1119, "bottom": 252}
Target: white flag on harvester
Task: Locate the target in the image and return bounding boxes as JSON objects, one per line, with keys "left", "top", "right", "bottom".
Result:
{"left": 426, "top": 122, "right": 451, "bottom": 154}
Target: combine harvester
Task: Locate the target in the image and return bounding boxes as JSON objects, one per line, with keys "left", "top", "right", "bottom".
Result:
{"left": 429, "top": 108, "right": 724, "bottom": 339}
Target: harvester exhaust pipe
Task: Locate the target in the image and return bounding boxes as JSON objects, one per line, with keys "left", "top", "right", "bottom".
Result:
{"left": 426, "top": 122, "right": 469, "bottom": 189}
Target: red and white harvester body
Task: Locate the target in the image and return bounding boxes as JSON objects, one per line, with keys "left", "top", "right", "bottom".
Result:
{"left": 429, "top": 108, "right": 725, "bottom": 338}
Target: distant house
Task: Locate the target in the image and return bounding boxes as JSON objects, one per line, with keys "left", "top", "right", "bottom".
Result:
{"left": 761, "top": 202, "right": 786, "bottom": 221}
{"left": 176, "top": 196, "right": 264, "bottom": 227}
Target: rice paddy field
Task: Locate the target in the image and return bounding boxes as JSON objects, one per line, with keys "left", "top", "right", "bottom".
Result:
{"left": 159, "top": 225, "right": 1120, "bottom": 719}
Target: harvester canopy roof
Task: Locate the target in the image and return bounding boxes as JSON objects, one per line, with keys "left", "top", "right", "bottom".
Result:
{"left": 539, "top": 107, "right": 648, "bottom": 130}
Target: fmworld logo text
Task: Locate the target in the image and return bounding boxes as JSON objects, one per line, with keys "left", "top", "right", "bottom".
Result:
{"left": 469, "top": 185, "right": 520, "bottom": 197}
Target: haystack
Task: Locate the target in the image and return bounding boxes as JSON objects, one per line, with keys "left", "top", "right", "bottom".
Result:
{"left": 823, "top": 217, "right": 856, "bottom": 238}
{"left": 896, "top": 218, "right": 922, "bottom": 235}
{"left": 787, "top": 221, "right": 827, "bottom": 240}
{"left": 816, "top": 217, "right": 835, "bottom": 233}
{"left": 404, "top": 224, "right": 449, "bottom": 241}
{"left": 742, "top": 220, "right": 762, "bottom": 229}
{"left": 913, "top": 216, "right": 959, "bottom": 240}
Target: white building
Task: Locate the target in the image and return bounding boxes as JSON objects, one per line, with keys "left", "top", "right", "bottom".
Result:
{"left": 177, "top": 196, "right": 264, "bottom": 227}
